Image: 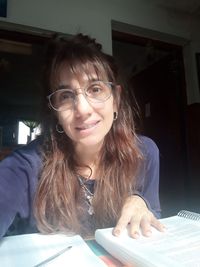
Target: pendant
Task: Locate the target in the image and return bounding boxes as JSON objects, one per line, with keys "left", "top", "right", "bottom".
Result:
{"left": 88, "top": 205, "right": 94, "bottom": 215}
{"left": 86, "top": 195, "right": 94, "bottom": 215}
{"left": 87, "top": 195, "right": 92, "bottom": 203}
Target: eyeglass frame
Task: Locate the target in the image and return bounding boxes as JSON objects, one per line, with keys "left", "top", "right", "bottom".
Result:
{"left": 47, "top": 81, "right": 115, "bottom": 111}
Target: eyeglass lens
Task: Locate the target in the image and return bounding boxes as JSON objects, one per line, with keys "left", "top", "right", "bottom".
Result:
{"left": 49, "top": 81, "right": 113, "bottom": 111}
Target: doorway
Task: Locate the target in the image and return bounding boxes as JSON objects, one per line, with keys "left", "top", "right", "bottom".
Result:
{"left": 112, "top": 30, "right": 188, "bottom": 217}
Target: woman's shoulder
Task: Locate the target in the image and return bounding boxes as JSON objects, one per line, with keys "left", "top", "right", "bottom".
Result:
{"left": 16, "top": 136, "right": 43, "bottom": 154}
{"left": 15, "top": 137, "right": 43, "bottom": 166}
{"left": 137, "top": 135, "right": 159, "bottom": 158}
{"left": 0, "top": 137, "right": 43, "bottom": 169}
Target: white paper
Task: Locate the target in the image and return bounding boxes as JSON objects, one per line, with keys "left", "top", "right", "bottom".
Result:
{"left": 0, "top": 233, "right": 107, "bottom": 267}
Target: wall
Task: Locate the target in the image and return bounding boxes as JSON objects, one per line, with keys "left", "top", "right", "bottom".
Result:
{"left": 0, "top": 0, "right": 200, "bottom": 103}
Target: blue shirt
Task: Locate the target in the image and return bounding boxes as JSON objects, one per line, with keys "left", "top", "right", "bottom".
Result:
{"left": 0, "top": 135, "right": 161, "bottom": 238}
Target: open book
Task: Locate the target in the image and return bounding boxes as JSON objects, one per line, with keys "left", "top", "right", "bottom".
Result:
{"left": 95, "top": 210, "right": 200, "bottom": 267}
{"left": 0, "top": 233, "right": 107, "bottom": 267}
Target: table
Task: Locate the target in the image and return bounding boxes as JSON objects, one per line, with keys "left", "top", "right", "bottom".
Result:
{"left": 87, "top": 240, "right": 131, "bottom": 267}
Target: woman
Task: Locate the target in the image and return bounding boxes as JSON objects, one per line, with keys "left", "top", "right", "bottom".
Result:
{"left": 0, "top": 34, "right": 164, "bottom": 239}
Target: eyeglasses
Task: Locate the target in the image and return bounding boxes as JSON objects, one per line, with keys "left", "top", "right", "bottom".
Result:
{"left": 47, "top": 81, "right": 114, "bottom": 111}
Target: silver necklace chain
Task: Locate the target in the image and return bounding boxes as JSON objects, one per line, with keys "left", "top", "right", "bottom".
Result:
{"left": 77, "top": 176, "right": 94, "bottom": 215}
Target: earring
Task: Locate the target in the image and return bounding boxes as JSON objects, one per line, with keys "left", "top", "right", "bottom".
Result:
{"left": 113, "top": 111, "right": 118, "bottom": 121}
{"left": 56, "top": 123, "right": 64, "bottom": 133}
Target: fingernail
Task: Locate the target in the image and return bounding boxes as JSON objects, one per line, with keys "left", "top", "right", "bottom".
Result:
{"left": 133, "top": 231, "right": 140, "bottom": 239}
{"left": 113, "top": 229, "right": 120, "bottom": 236}
{"left": 145, "top": 230, "right": 152, "bottom": 237}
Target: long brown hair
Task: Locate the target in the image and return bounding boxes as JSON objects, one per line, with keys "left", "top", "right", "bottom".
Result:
{"left": 34, "top": 34, "right": 142, "bottom": 236}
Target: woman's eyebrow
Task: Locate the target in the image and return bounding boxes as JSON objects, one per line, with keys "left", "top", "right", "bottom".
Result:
{"left": 57, "top": 78, "right": 102, "bottom": 90}
{"left": 88, "top": 77, "right": 104, "bottom": 83}
{"left": 89, "top": 77, "right": 99, "bottom": 82}
{"left": 57, "top": 84, "right": 72, "bottom": 90}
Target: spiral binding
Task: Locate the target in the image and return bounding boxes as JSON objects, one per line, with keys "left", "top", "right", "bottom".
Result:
{"left": 177, "top": 210, "right": 200, "bottom": 221}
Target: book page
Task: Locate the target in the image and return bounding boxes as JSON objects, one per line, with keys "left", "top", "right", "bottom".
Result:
{"left": 157, "top": 216, "right": 200, "bottom": 266}
{"left": 95, "top": 216, "right": 200, "bottom": 267}
{"left": 0, "top": 233, "right": 107, "bottom": 267}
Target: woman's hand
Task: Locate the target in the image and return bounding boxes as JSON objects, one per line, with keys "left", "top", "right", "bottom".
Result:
{"left": 113, "top": 195, "right": 165, "bottom": 238}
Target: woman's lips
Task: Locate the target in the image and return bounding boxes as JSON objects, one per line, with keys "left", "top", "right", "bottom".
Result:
{"left": 75, "top": 121, "right": 100, "bottom": 131}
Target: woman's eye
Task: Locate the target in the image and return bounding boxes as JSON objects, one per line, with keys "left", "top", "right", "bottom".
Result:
{"left": 60, "top": 91, "right": 74, "bottom": 100}
{"left": 88, "top": 86, "right": 102, "bottom": 95}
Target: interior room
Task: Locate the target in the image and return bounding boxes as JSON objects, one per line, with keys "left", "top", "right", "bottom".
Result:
{"left": 0, "top": 0, "right": 200, "bottom": 218}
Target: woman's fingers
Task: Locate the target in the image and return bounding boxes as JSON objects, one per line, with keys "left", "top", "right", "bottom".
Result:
{"left": 128, "top": 216, "right": 141, "bottom": 239}
{"left": 139, "top": 216, "right": 152, "bottom": 237}
{"left": 139, "top": 215, "right": 166, "bottom": 237}
{"left": 113, "top": 195, "right": 166, "bottom": 238}
{"left": 113, "top": 212, "right": 130, "bottom": 236}
{"left": 151, "top": 216, "right": 166, "bottom": 232}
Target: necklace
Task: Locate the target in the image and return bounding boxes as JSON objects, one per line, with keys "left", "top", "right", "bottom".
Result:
{"left": 77, "top": 176, "right": 94, "bottom": 215}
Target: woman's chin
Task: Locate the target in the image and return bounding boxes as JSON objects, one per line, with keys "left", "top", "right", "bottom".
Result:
{"left": 76, "top": 136, "right": 104, "bottom": 149}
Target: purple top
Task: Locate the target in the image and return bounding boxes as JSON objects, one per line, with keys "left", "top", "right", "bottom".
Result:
{"left": 0, "top": 135, "right": 161, "bottom": 238}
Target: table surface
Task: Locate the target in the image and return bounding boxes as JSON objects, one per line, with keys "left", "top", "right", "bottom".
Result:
{"left": 86, "top": 240, "right": 130, "bottom": 267}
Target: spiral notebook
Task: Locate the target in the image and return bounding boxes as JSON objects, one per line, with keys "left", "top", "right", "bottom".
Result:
{"left": 177, "top": 209, "right": 200, "bottom": 220}
{"left": 95, "top": 210, "right": 200, "bottom": 267}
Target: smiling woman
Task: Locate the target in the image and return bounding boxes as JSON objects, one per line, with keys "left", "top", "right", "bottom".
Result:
{"left": 0, "top": 33, "right": 163, "bottom": 240}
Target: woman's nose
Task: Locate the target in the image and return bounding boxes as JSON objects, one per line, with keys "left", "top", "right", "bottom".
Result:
{"left": 74, "top": 93, "right": 93, "bottom": 116}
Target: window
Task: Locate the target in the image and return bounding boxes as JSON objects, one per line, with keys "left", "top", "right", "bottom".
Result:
{"left": 18, "top": 121, "right": 41, "bottom": 145}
